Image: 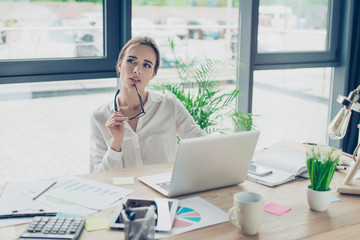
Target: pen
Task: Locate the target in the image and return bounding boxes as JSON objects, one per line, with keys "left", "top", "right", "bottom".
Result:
{"left": 33, "top": 181, "right": 57, "bottom": 200}
{"left": 122, "top": 204, "right": 136, "bottom": 221}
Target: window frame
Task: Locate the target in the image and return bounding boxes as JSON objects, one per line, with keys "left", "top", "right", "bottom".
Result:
{"left": 255, "top": 0, "right": 341, "bottom": 68}
{"left": 0, "top": 0, "right": 131, "bottom": 84}
{"left": 236, "top": 0, "right": 356, "bottom": 149}
{"left": 237, "top": 0, "right": 342, "bottom": 114}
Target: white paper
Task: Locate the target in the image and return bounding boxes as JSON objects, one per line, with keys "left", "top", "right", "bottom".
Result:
{"left": 42, "top": 175, "right": 133, "bottom": 210}
{"left": 254, "top": 145, "right": 307, "bottom": 175}
{"left": 155, "top": 198, "right": 172, "bottom": 231}
{"left": 155, "top": 196, "right": 228, "bottom": 238}
{"left": 0, "top": 180, "right": 57, "bottom": 228}
{"left": 0, "top": 180, "right": 57, "bottom": 215}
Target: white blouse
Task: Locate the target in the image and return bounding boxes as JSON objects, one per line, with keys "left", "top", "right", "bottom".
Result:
{"left": 89, "top": 90, "right": 206, "bottom": 173}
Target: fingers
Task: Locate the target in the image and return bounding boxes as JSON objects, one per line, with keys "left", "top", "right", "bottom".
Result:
{"left": 106, "top": 118, "right": 125, "bottom": 127}
{"left": 110, "top": 111, "right": 129, "bottom": 122}
{"left": 114, "top": 116, "right": 128, "bottom": 122}
{"left": 105, "top": 111, "right": 129, "bottom": 128}
{"left": 113, "top": 111, "right": 129, "bottom": 120}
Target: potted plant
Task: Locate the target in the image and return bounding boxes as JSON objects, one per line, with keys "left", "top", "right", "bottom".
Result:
{"left": 305, "top": 144, "right": 341, "bottom": 211}
{"left": 153, "top": 38, "right": 255, "bottom": 134}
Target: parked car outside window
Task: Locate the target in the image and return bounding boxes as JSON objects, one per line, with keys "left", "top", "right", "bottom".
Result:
{"left": 187, "top": 19, "right": 222, "bottom": 40}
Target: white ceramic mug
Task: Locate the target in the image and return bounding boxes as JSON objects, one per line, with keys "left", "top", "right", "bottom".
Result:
{"left": 228, "top": 192, "right": 265, "bottom": 235}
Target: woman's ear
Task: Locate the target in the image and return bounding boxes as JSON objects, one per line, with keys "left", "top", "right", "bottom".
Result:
{"left": 150, "top": 71, "right": 156, "bottom": 80}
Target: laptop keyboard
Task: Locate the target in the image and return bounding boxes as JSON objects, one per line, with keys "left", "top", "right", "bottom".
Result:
{"left": 157, "top": 182, "right": 171, "bottom": 191}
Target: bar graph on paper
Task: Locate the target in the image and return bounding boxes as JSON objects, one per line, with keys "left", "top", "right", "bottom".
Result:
{"left": 43, "top": 176, "right": 133, "bottom": 210}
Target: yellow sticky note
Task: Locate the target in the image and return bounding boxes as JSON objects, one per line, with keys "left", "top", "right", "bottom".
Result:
{"left": 113, "top": 177, "right": 135, "bottom": 185}
{"left": 85, "top": 217, "right": 110, "bottom": 232}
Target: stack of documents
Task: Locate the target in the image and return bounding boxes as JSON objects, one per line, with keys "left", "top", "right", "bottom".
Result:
{"left": 0, "top": 176, "right": 133, "bottom": 228}
{"left": 247, "top": 145, "right": 308, "bottom": 187}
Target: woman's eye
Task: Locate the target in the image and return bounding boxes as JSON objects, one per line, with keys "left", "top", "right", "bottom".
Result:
{"left": 144, "top": 63, "right": 151, "bottom": 68}
{"left": 127, "top": 59, "right": 136, "bottom": 64}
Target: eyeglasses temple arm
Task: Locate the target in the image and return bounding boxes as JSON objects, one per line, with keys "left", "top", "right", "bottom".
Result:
{"left": 114, "top": 89, "right": 120, "bottom": 112}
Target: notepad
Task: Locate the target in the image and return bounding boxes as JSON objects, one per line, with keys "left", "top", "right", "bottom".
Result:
{"left": 113, "top": 177, "right": 135, "bottom": 185}
{"left": 265, "top": 202, "right": 291, "bottom": 216}
{"left": 247, "top": 145, "right": 308, "bottom": 187}
{"left": 85, "top": 217, "right": 109, "bottom": 231}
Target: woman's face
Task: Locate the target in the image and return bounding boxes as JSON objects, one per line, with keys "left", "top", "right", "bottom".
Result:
{"left": 118, "top": 44, "right": 157, "bottom": 90}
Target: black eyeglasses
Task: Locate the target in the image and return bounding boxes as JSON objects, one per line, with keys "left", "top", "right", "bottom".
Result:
{"left": 114, "top": 84, "right": 146, "bottom": 120}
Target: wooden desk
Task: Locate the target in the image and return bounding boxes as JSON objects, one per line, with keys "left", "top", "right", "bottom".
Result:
{"left": 1, "top": 143, "right": 360, "bottom": 240}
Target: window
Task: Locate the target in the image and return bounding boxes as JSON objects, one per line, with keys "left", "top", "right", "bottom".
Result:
{"left": 258, "top": 1, "right": 331, "bottom": 52}
{"left": 253, "top": 68, "right": 332, "bottom": 149}
{"left": 0, "top": 0, "right": 125, "bottom": 84}
{"left": 0, "top": 0, "right": 128, "bottom": 185}
{"left": 0, "top": 2, "right": 104, "bottom": 60}
{"left": 237, "top": 0, "right": 341, "bottom": 148}
{"left": 253, "top": 0, "right": 340, "bottom": 67}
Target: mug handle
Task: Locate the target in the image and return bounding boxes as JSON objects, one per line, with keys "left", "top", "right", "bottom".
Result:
{"left": 228, "top": 206, "right": 241, "bottom": 229}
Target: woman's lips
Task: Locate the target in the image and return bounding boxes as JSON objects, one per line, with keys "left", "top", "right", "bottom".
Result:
{"left": 130, "top": 78, "right": 140, "bottom": 83}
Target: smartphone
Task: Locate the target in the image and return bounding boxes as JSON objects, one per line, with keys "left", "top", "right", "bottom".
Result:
{"left": 248, "top": 163, "right": 272, "bottom": 176}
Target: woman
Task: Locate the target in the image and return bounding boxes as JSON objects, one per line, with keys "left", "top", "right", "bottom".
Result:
{"left": 89, "top": 36, "right": 206, "bottom": 172}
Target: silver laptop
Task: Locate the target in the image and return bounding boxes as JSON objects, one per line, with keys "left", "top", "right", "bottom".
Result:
{"left": 139, "top": 130, "right": 260, "bottom": 197}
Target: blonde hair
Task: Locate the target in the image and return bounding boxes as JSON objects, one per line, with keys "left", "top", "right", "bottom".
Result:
{"left": 116, "top": 36, "right": 160, "bottom": 76}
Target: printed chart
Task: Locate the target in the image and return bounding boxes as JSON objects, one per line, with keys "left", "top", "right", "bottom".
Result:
{"left": 155, "top": 196, "right": 228, "bottom": 239}
{"left": 43, "top": 176, "right": 133, "bottom": 210}
{"left": 173, "top": 206, "right": 201, "bottom": 228}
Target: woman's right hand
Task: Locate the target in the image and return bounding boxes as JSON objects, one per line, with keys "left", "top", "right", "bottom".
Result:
{"left": 105, "top": 111, "right": 128, "bottom": 152}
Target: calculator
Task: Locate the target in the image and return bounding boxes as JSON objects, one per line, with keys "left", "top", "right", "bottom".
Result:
{"left": 17, "top": 216, "right": 85, "bottom": 240}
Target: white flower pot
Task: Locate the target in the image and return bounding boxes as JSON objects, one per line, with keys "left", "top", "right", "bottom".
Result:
{"left": 307, "top": 187, "right": 332, "bottom": 211}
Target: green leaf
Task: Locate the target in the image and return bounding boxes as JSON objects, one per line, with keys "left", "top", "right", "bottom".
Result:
{"left": 151, "top": 39, "right": 253, "bottom": 134}
{"left": 306, "top": 145, "right": 341, "bottom": 191}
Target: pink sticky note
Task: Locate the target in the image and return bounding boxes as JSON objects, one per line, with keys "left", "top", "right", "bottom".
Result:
{"left": 265, "top": 202, "right": 291, "bottom": 216}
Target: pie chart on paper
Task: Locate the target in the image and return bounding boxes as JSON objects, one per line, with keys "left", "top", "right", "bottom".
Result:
{"left": 172, "top": 206, "right": 201, "bottom": 228}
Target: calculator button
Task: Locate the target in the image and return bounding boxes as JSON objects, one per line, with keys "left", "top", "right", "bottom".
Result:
{"left": 21, "top": 216, "right": 85, "bottom": 240}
